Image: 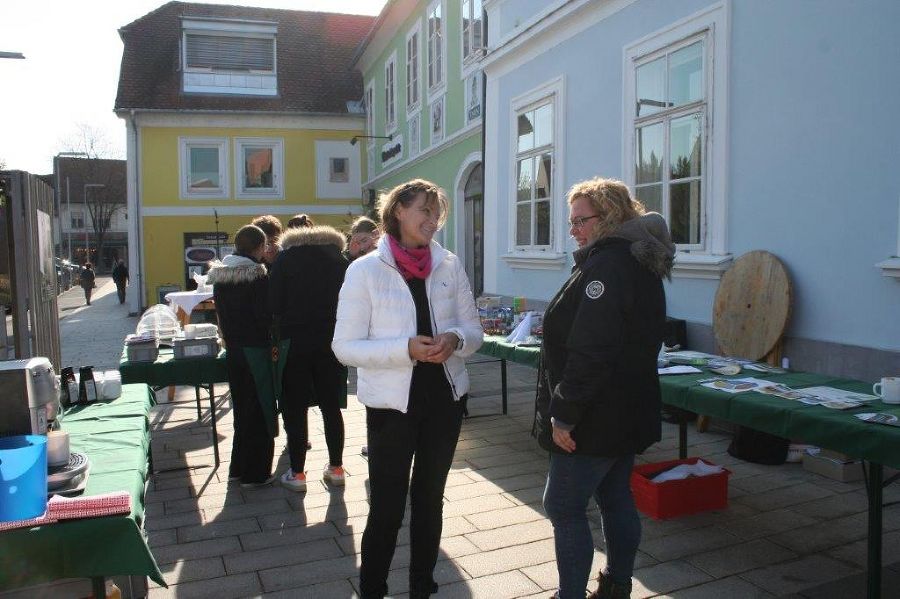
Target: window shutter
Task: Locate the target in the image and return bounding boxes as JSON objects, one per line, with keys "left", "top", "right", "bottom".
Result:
{"left": 185, "top": 34, "right": 274, "bottom": 71}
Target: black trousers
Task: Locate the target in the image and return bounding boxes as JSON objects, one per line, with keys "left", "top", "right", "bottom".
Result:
{"left": 226, "top": 349, "right": 275, "bottom": 484}
{"left": 359, "top": 378, "right": 463, "bottom": 599}
{"left": 280, "top": 346, "right": 347, "bottom": 473}
{"left": 83, "top": 287, "right": 92, "bottom": 305}
{"left": 115, "top": 283, "right": 126, "bottom": 304}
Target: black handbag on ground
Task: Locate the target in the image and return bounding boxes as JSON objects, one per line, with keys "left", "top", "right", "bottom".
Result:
{"left": 727, "top": 425, "right": 789, "bottom": 465}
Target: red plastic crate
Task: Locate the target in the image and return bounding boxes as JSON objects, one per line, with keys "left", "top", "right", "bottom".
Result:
{"left": 630, "top": 458, "right": 730, "bottom": 520}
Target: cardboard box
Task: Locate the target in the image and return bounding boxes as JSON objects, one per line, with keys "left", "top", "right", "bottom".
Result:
{"left": 802, "top": 452, "right": 863, "bottom": 482}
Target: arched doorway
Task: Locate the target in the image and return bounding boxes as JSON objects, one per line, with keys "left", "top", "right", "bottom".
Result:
{"left": 463, "top": 163, "right": 483, "bottom": 297}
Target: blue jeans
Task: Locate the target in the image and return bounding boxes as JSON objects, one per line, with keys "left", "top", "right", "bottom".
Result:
{"left": 543, "top": 453, "right": 640, "bottom": 599}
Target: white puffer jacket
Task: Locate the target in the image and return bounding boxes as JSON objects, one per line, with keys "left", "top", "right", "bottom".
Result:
{"left": 332, "top": 237, "right": 484, "bottom": 412}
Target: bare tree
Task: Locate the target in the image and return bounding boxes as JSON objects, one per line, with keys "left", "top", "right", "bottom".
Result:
{"left": 58, "top": 124, "right": 126, "bottom": 270}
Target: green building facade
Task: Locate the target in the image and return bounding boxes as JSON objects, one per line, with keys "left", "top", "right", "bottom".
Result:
{"left": 353, "top": 0, "right": 485, "bottom": 294}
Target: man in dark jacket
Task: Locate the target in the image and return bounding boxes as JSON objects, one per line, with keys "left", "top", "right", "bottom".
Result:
{"left": 79, "top": 263, "right": 96, "bottom": 305}
{"left": 536, "top": 178, "right": 674, "bottom": 599}
{"left": 112, "top": 260, "right": 129, "bottom": 304}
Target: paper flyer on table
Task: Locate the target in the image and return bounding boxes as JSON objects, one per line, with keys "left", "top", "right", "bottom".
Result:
{"left": 798, "top": 386, "right": 878, "bottom": 403}
{"left": 658, "top": 365, "right": 703, "bottom": 375}
{"left": 700, "top": 377, "right": 778, "bottom": 394}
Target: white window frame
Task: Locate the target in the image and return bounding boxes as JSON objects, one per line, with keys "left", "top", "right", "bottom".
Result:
{"left": 405, "top": 23, "right": 422, "bottom": 113}
{"left": 409, "top": 112, "right": 421, "bottom": 158}
{"left": 623, "top": 2, "right": 731, "bottom": 277}
{"left": 426, "top": 0, "right": 447, "bottom": 98}
{"left": 70, "top": 210, "right": 85, "bottom": 230}
{"left": 179, "top": 137, "right": 230, "bottom": 200}
{"left": 461, "top": 0, "right": 484, "bottom": 76}
{"left": 233, "top": 137, "right": 284, "bottom": 200}
{"left": 365, "top": 83, "right": 375, "bottom": 149}
{"left": 384, "top": 51, "right": 398, "bottom": 135}
{"left": 504, "top": 76, "right": 567, "bottom": 268}
{"left": 429, "top": 95, "right": 445, "bottom": 146}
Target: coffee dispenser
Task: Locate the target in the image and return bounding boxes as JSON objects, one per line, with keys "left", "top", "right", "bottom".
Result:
{"left": 0, "top": 358, "right": 60, "bottom": 436}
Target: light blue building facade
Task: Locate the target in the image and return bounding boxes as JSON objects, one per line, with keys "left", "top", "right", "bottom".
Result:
{"left": 481, "top": 0, "right": 899, "bottom": 378}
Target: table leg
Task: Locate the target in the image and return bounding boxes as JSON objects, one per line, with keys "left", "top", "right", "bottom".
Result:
{"left": 195, "top": 385, "right": 202, "bottom": 421}
{"left": 167, "top": 385, "right": 176, "bottom": 403}
{"left": 208, "top": 383, "right": 219, "bottom": 468}
{"left": 678, "top": 420, "right": 687, "bottom": 459}
{"left": 501, "top": 359, "right": 508, "bottom": 415}
{"left": 91, "top": 576, "right": 106, "bottom": 598}
{"left": 867, "top": 461, "right": 883, "bottom": 599}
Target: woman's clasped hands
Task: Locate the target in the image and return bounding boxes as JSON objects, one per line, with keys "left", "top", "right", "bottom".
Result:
{"left": 408, "top": 333, "right": 459, "bottom": 364}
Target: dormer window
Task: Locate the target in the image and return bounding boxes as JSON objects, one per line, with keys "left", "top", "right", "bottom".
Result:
{"left": 181, "top": 17, "right": 277, "bottom": 96}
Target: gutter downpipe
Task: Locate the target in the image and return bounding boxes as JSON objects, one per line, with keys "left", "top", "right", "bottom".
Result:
{"left": 127, "top": 109, "right": 144, "bottom": 315}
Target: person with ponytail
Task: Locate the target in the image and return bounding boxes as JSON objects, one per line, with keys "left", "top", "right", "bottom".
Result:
{"left": 332, "top": 179, "right": 483, "bottom": 599}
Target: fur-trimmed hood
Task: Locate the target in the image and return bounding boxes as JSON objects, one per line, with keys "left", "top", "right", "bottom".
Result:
{"left": 206, "top": 254, "right": 267, "bottom": 285}
{"left": 280, "top": 225, "right": 346, "bottom": 252}
{"left": 575, "top": 212, "right": 675, "bottom": 279}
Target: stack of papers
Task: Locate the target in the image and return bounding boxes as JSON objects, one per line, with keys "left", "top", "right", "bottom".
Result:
{"left": 700, "top": 377, "right": 776, "bottom": 394}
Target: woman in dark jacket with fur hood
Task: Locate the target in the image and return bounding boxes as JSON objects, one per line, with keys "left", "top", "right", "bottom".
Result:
{"left": 535, "top": 178, "right": 674, "bottom": 599}
{"left": 269, "top": 225, "right": 349, "bottom": 491}
{"left": 207, "top": 224, "right": 275, "bottom": 487}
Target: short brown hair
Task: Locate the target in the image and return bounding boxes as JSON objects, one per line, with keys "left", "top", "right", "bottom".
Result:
{"left": 287, "top": 214, "right": 315, "bottom": 229}
{"left": 251, "top": 215, "right": 283, "bottom": 240}
{"left": 349, "top": 216, "right": 379, "bottom": 236}
{"left": 377, "top": 179, "right": 448, "bottom": 240}
{"left": 567, "top": 178, "right": 646, "bottom": 240}
{"left": 234, "top": 225, "right": 267, "bottom": 256}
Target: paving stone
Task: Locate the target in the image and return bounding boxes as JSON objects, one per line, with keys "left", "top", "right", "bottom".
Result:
{"left": 640, "top": 526, "right": 740, "bottom": 562}
{"left": 795, "top": 567, "right": 900, "bottom": 599}
{"left": 769, "top": 512, "right": 867, "bottom": 554}
{"left": 631, "top": 560, "right": 714, "bottom": 598}
{"left": 436, "top": 570, "right": 542, "bottom": 599}
{"left": 261, "top": 579, "right": 358, "bottom": 598}
{"left": 717, "top": 508, "right": 819, "bottom": 541}
{"left": 223, "top": 537, "right": 343, "bottom": 574}
{"left": 151, "top": 535, "right": 243, "bottom": 565}
{"left": 464, "top": 518, "right": 553, "bottom": 551}
{"left": 739, "top": 555, "right": 860, "bottom": 595}
{"left": 259, "top": 553, "right": 360, "bottom": 591}
{"left": 668, "top": 575, "right": 774, "bottom": 598}
{"left": 148, "top": 572, "right": 260, "bottom": 598}
{"left": 826, "top": 529, "right": 900, "bottom": 567}
{"left": 464, "top": 503, "right": 545, "bottom": 530}
{"left": 144, "top": 510, "right": 204, "bottom": 532}
{"left": 686, "top": 538, "right": 798, "bottom": 578}
{"left": 784, "top": 489, "right": 868, "bottom": 520}
{"left": 501, "top": 484, "right": 546, "bottom": 506}
{"left": 441, "top": 492, "right": 517, "bottom": 518}
{"left": 155, "top": 556, "right": 225, "bottom": 586}
{"left": 145, "top": 486, "right": 192, "bottom": 504}
{"left": 146, "top": 529, "right": 178, "bottom": 549}
{"left": 735, "top": 481, "right": 835, "bottom": 511}
{"left": 455, "top": 538, "right": 556, "bottom": 577}
{"left": 240, "top": 520, "right": 343, "bottom": 551}
{"left": 176, "top": 516, "right": 260, "bottom": 543}
{"left": 201, "top": 498, "right": 292, "bottom": 522}
{"left": 465, "top": 458, "right": 548, "bottom": 482}
{"left": 385, "top": 557, "right": 471, "bottom": 595}
{"left": 257, "top": 506, "right": 331, "bottom": 530}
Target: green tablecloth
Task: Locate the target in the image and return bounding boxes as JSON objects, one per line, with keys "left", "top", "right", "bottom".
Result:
{"left": 119, "top": 347, "right": 228, "bottom": 387}
{"left": 0, "top": 384, "right": 165, "bottom": 589}
{"left": 477, "top": 337, "right": 900, "bottom": 469}
{"left": 477, "top": 335, "right": 541, "bottom": 368}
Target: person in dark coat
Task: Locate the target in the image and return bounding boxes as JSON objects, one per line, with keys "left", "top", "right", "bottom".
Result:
{"left": 207, "top": 224, "right": 275, "bottom": 487}
{"left": 112, "top": 260, "right": 129, "bottom": 304}
{"left": 269, "top": 224, "right": 349, "bottom": 491}
{"left": 535, "top": 178, "right": 674, "bottom": 599}
{"left": 79, "top": 262, "right": 96, "bottom": 305}
{"left": 251, "top": 214, "right": 284, "bottom": 265}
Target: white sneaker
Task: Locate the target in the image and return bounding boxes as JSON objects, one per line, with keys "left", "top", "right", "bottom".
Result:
{"left": 323, "top": 465, "right": 345, "bottom": 486}
{"left": 280, "top": 469, "right": 307, "bottom": 492}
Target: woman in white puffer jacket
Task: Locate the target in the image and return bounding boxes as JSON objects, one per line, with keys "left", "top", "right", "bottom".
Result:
{"left": 332, "top": 179, "right": 483, "bottom": 599}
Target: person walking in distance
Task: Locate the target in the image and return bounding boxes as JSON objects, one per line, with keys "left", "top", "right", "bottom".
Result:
{"left": 112, "top": 260, "right": 129, "bottom": 304}
{"left": 80, "top": 262, "right": 96, "bottom": 305}
{"left": 332, "top": 179, "right": 483, "bottom": 598}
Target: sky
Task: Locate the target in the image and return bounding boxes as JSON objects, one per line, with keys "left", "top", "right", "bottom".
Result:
{"left": 0, "top": 0, "right": 384, "bottom": 175}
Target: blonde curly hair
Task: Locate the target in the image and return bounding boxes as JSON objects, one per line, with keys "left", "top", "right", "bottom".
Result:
{"left": 567, "top": 177, "right": 646, "bottom": 241}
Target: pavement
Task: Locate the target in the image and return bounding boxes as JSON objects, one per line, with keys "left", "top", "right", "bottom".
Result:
{"left": 55, "top": 296, "right": 900, "bottom": 598}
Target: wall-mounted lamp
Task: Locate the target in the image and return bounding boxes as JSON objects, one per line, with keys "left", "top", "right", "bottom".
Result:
{"left": 350, "top": 134, "right": 393, "bottom": 146}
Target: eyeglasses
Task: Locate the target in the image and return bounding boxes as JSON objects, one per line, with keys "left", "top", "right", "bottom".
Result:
{"left": 568, "top": 214, "right": 601, "bottom": 229}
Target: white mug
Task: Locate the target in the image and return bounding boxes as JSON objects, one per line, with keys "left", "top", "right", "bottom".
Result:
{"left": 46, "top": 430, "right": 70, "bottom": 467}
{"left": 873, "top": 377, "right": 900, "bottom": 405}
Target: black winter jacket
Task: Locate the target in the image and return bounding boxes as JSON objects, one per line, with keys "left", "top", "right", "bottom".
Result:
{"left": 268, "top": 226, "right": 348, "bottom": 351}
{"left": 207, "top": 254, "right": 271, "bottom": 348}
{"left": 534, "top": 214, "right": 674, "bottom": 456}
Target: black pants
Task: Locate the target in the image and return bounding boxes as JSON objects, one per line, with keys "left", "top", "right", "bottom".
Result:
{"left": 280, "top": 346, "right": 347, "bottom": 473}
{"left": 359, "top": 380, "right": 463, "bottom": 599}
{"left": 226, "top": 349, "right": 275, "bottom": 484}
{"left": 83, "top": 287, "right": 92, "bottom": 305}
{"left": 115, "top": 283, "right": 126, "bottom": 304}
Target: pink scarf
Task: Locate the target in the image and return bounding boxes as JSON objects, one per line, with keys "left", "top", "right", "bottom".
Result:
{"left": 388, "top": 234, "right": 432, "bottom": 281}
